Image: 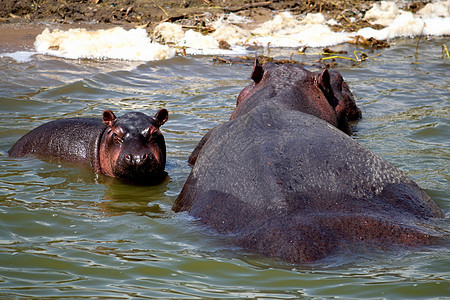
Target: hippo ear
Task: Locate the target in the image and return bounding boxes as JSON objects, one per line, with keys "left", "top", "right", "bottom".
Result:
{"left": 317, "top": 69, "right": 339, "bottom": 109}
{"left": 250, "top": 59, "right": 264, "bottom": 84}
{"left": 153, "top": 109, "right": 168, "bottom": 127}
{"left": 102, "top": 109, "right": 116, "bottom": 127}
{"left": 317, "top": 70, "right": 348, "bottom": 130}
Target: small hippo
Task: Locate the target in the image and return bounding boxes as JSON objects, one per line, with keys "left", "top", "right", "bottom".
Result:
{"left": 9, "top": 109, "right": 168, "bottom": 184}
{"left": 173, "top": 62, "right": 444, "bottom": 263}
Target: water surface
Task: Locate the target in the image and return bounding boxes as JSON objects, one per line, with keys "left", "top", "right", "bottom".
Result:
{"left": 0, "top": 37, "right": 449, "bottom": 298}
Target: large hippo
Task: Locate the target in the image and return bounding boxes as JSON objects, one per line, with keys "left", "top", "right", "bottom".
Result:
{"left": 188, "top": 61, "right": 361, "bottom": 165}
{"left": 173, "top": 62, "right": 444, "bottom": 263}
{"left": 9, "top": 109, "right": 169, "bottom": 184}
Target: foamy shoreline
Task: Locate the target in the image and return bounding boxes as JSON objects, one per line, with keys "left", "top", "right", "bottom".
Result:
{"left": 1, "top": 1, "right": 449, "bottom": 62}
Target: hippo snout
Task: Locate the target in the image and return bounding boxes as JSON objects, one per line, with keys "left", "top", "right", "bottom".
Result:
{"left": 119, "top": 149, "right": 161, "bottom": 170}
{"left": 124, "top": 153, "right": 150, "bottom": 166}
{"left": 113, "top": 150, "right": 165, "bottom": 182}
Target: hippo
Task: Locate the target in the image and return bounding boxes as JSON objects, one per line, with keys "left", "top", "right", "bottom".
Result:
{"left": 9, "top": 109, "right": 169, "bottom": 184}
{"left": 188, "top": 61, "right": 361, "bottom": 165}
{"left": 173, "top": 62, "right": 444, "bottom": 263}
{"left": 231, "top": 60, "right": 362, "bottom": 134}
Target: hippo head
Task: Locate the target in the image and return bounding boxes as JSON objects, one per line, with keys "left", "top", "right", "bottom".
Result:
{"left": 233, "top": 60, "right": 361, "bottom": 134}
{"left": 98, "top": 109, "right": 168, "bottom": 184}
{"left": 327, "top": 70, "right": 362, "bottom": 122}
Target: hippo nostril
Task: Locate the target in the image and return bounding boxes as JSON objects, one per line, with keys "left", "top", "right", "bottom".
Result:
{"left": 125, "top": 154, "right": 150, "bottom": 166}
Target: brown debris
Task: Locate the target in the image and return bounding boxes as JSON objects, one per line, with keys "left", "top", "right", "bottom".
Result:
{"left": 0, "top": 0, "right": 431, "bottom": 29}
{"left": 322, "top": 48, "right": 347, "bottom": 55}
{"left": 218, "top": 40, "right": 231, "bottom": 50}
{"left": 213, "top": 55, "right": 302, "bottom": 66}
{"left": 330, "top": 19, "right": 385, "bottom": 33}
{"left": 223, "top": 1, "right": 272, "bottom": 13}
{"left": 349, "top": 36, "right": 390, "bottom": 49}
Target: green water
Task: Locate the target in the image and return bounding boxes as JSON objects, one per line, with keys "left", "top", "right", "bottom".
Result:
{"left": 0, "top": 37, "right": 449, "bottom": 298}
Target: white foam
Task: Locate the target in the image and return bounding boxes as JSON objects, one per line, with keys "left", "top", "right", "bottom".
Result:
{"left": 247, "top": 12, "right": 351, "bottom": 48}
{"left": 358, "top": 1, "right": 450, "bottom": 40}
{"left": 358, "top": 12, "right": 426, "bottom": 40}
{"left": 35, "top": 27, "right": 176, "bottom": 61}
{"left": 1, "top": 51, "right": 36, "bottom": 63}
{"left": 153, "top": 22, "right": 185, "bottom": 44}
{"left": 206, "top": 5, "right": 448, "bottom": 50}
{"left": 183, "top": 29, "right": 219, "bottom": 50}
{"left": 422, "top": 17, "right": 450, "bottom": 36}
{"left": 185, "top": 45, "right": 248, "bottom": 56}
{"left": 364, "top": 1, "right": 403, "bottom": 26}
{"left": 153, "top": 21, "right": 250, "bottom": 55}
{"left": 417, "top": 1, "right": 450, "bottom": 36}
{"left": 417, "top": 1, "right": 450, "bottom": 18}
{"left": 32, "top": 2, "right": 450, "bottom": 61}
{"left": 211, "top": 22, "right": 251, "bottom": 46}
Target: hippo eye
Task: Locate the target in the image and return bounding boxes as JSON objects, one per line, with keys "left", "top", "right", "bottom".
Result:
{"left": 151, "top": 130, "right": 159, "bottom": 138}
{"left": 145, "top": 127, "right": 159, "bottom": 140}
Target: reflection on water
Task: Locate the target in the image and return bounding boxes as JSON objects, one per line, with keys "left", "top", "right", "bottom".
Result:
{"left": 0, "top": 37, "right": 449, "bottom": 298}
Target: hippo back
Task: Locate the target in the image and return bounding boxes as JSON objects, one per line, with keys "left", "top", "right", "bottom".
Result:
{"left": 174, "top": 104, "right": 444, "bottom": 262}
{"left": 9, "top": 118, "right": 106, "bottom": 170}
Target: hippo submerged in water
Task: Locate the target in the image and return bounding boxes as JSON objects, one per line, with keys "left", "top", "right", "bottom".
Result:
{"left": 9, "top": 109, "right": 168, "bottom": 184}
{"left": 231, "top": 60, "right": 361, "bottom": 134}
{"left": 173, "top": 61, "right": 444, "bottom": 263}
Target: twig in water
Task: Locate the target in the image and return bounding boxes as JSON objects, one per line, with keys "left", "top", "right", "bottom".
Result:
{"left": 319, "top": 50, "right": 381, "bottom": 65}
{"left": 414, "top": 24, "right": 425, "bottom": 64}
{"left": 441, "top": 44, "right": 449, "bottom": 60}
